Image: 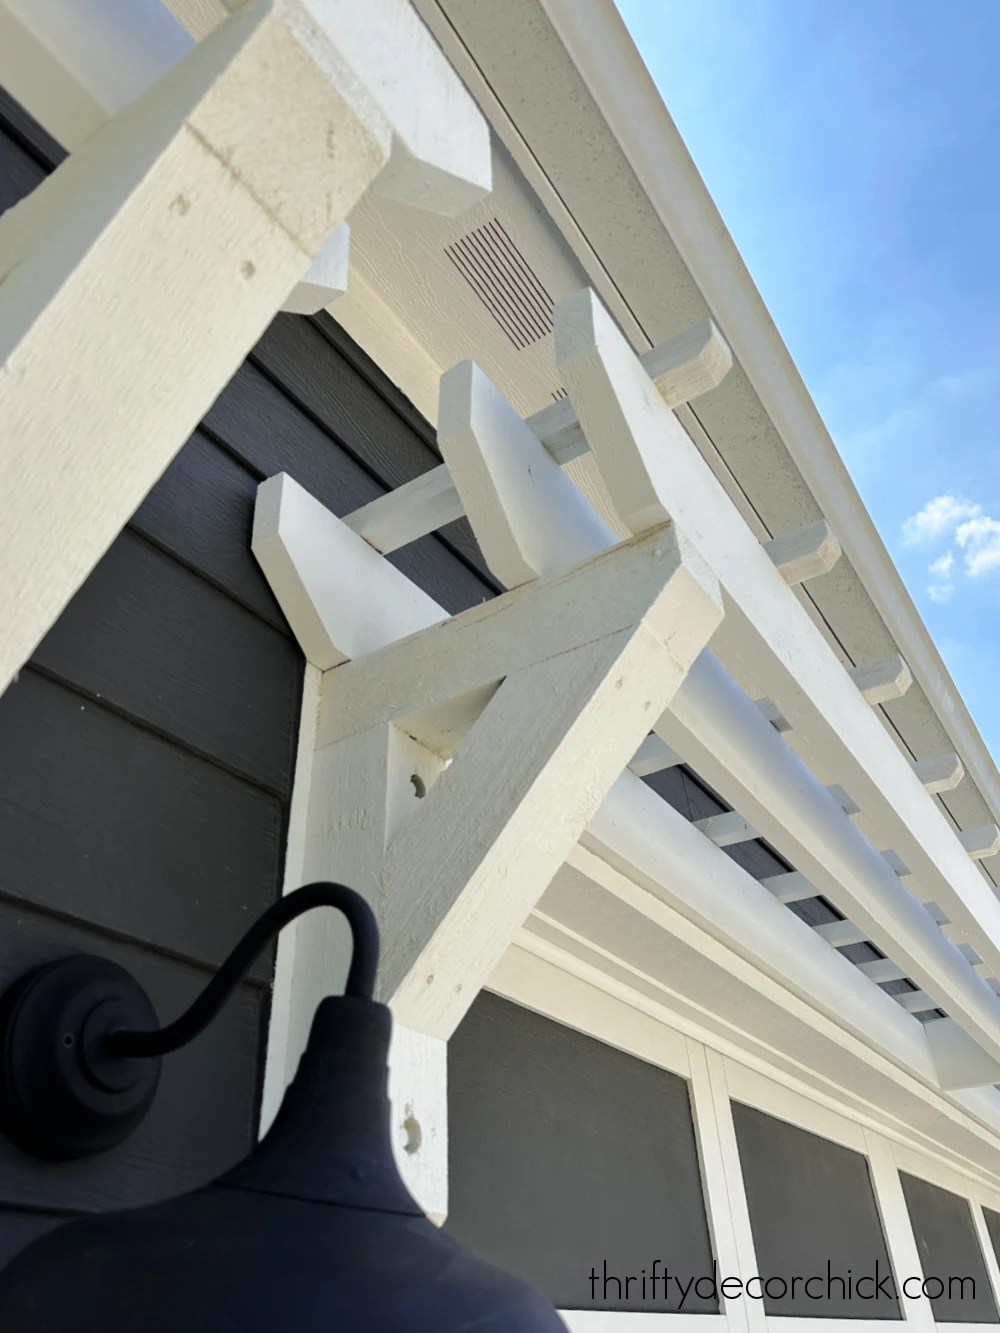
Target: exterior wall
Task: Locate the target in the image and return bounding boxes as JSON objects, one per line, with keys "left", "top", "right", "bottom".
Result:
{"left": 462, "top": 956, "right": 1000, "bottom": 1328}
{"left": 0, "top": 89, "right": 492, "bottom": 1268}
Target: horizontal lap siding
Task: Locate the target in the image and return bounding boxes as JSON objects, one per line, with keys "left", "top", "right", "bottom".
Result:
{"left": 0, "top": 90, "right": 493, "bottom": 1264}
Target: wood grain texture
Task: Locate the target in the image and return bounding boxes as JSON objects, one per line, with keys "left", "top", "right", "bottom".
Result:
{"left": 32, "top": 529, "right": 303, "bottom": 794}
{"left": 0, "top": 671, "right": 284, "bottom": 979}
{"left": 0, "top": 900, "right": 262, "bottom": 1213}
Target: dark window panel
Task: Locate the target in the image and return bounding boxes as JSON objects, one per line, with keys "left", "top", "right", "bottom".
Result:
{"left": 447, "top": 991, "right": 716, "bottom": 1313}
{"left": 733, "top": 1101, "right": 900, "bottom": 1318}
{"left": 900, "top": 1172, "right": 998, "bottom": 1323}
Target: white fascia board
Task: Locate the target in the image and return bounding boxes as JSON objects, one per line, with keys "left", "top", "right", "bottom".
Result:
{"left": 535, "top": 0, "right": 1000, "bottom": 841}
{"left": 519, "top": 851, "right": 1000, "bottom": 1181}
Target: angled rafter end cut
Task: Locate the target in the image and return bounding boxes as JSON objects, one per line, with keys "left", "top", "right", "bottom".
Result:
{"left": 848, "top": 653, "right": 912, "bottom": 706}
{"left": 764, "top": 518, "right": 841, "bottom": 586}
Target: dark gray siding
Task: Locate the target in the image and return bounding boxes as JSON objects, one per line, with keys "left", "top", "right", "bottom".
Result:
{"left": 0, "top": 89, "right": 494, "bottom": 1264}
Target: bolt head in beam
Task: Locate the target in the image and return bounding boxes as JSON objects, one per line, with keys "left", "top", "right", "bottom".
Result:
{"left": 847, "top": 654, "right": 912, "bottom": 706}
{"left": 764, "top": 519, "right": 842, "bottom": 587}
{"left": 281, "top": 221, "right": 350, "bottom": 315}
{"left": 958, "top": 824, "right": 1000, "bottom": 861}
{"left": 911, "top": 752, "right": 964, "bottom": 795}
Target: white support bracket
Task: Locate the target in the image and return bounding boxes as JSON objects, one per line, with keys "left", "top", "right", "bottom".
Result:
{"left": 0, "top": 0, "right": 491, "bottom": 696}
{"left": 253, "top": 472, "right": 722, "bottom": 1219}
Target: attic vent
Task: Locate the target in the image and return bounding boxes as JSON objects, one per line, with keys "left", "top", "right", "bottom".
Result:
{"left": 445, "top": 218, "right": 554, "bottom": 350}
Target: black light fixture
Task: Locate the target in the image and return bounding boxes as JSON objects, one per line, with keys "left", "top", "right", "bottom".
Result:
{"left": 0, "top": 883, "right": 563, "bottom": 1331}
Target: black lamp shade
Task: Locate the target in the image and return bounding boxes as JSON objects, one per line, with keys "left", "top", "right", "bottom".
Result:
{"left": 0, "top": 995, "right": 564, "bottom": 1330}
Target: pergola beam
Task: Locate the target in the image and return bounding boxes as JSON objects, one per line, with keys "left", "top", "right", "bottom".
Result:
{"left": 554, "top": 287, "right": 1000, "bottom": 989}
{"left": 0, "top": 0, "right": 490, "bottom": 696}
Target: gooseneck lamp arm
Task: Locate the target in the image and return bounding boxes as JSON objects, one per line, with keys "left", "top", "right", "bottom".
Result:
{"left": 0, "top": 880, "right": 566, "bottom": 1331}
{"left": 106, "top": 883, "right": 380, "bottom": 1060}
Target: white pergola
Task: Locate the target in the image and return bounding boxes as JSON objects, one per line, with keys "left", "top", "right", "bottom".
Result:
{"left": 5, "top": 0, "right": 1000, "bottom": 1262}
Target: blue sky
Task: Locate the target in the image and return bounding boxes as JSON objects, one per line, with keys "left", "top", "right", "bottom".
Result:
{"left": 616, "top": 0, "right": 1000, "bottom": 760}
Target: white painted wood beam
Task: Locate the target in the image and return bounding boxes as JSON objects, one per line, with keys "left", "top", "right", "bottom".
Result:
{"left": 763, "top": 519, "right": 841, "bottom": 586}
{"left": 960, "top": 825, "right": 1000, "bottom": 861}
{"left": 436, "top": 359, "right": 613, "bottom": 589}
{"left": 694, "top": 811, "right": 759, "bottom": 848}
{"left": 315, "top": 525, "right": 721, "bottom": 755}
{"left": 758, "top": 870, "right": 817, "bottom": 904}
{"left": 655, "top": 649, "right": 1000, "bottom": 1069}
{"left": 858, "top": 958, "right": 908, "bottom": 983}
{"left": 582, "top": 774, "right": 938, "bottom": 1083}
{"left": 252, "top": 473, "right": 444, "bottom": 670}
{"left": 897, "top": 990, "right": 940, "bottom": 1015}
{"left": 914, "top": 752, "right": 965, "bottom": 794}
{"left": 0, "top": 0, "right": 193, "bottom": 148}
{"left": 341, "top": 321, "right": 732, "bottom": 555}
{"left": 848, "top": 653, "right": 913, "bottom": 706}
{"left": 342, "top": 468, "right": 466, "bottom": 556}
{"left": 627, "top": 732, "right": 683, "bottom": 777}
{"left": 0, "top": 0, "right": 491, "bottom": 697}
{"left": 925, "top": 1016, "right": 1000, "bottom": 1092}
{"left": 553, "top": 287, "right": 1000, "bottom": 989}
{"left": 280, "top": 221, "right": 350, "bottom": 315}
{"left": 311, "top": 527, "right": 722, "bottom": 1039}
{"left": 814, "top": 919, "right": 869, "bottom": 949}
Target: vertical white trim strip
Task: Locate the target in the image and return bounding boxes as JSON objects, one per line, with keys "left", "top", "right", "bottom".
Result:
{"left": 862, "top": 1130, "right": 933, "bottom": 1330}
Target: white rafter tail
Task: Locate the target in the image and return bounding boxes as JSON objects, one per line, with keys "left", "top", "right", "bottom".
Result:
{"left": 858, "top": 958, "right": 908, "bottom": 983}
{"left": 252, "top": 473, "right": 444, "bottom": 669}
{"left": 758, "top": 870, "right": 817, "bottom": 904}
{"left": 814, "top": 920, "right": 869, "bottom": 948}
{"left": 628, "top": 733, "right": 683, "bottom": 777}
{"left": 345, "top": 0, "right": 491, "bottom": 214}
{"left": 912, "top": 752, "right": 964, "bottom": 794}
{"left": 343, "top": 465, "right": 464, "bottom": 555}
{"left": 764, "top": 519, "right": 841, "bottom": 586}
{"left": 525, "top": 396, "right": 588, "bottom": 466}
{"left": 959, "top": 824, "right": 1000, "bottom": 861}
{"left": 437, "top": 359, "right": 613, "bottom": 589}
{"left": 0, "top": 0, "right": 491, "bottom": 697}
{"left": 896, "top": 990, "right": 940, "bottom": 1015}
{"left": 337, "top": 317, "right": 734, "bottom": 559}
{"left": 282, "top": 221, "right": 351, "bottom": 315}
{"left": 694, "top": 811, "right": 760, "bottom": 848}
{"left": 925, "top": 1016, "right": 1000, "bottom": 1091}
{"left": 529, "top": 321, "right": 732, "bottom": 468}
{"left": 642, "top": 318, "right": 733, "bottom": 406}
{"left": 755, "top": 697, "right": 792, "bottom": 733}
{"left": 882, "top": 849, "right": 911, "bottom": 878}
{"left": 827, "top": 783, "right": 860, "bottom": 817}
{"left": 848, "top": 654, "right": 913, "bottom": 706}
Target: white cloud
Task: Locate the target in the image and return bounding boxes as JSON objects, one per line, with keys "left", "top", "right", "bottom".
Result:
{"left": 927, "top": 582, "right": 955, "bottom": 603}
{"left": 928, "top": 551, "right": 955, "bottom": 577}
{"left": 902, "top": 495, "right": 981, "bottom": 545}
{"left": 956, "top": 516, "right": 1000, "bottom": 578}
